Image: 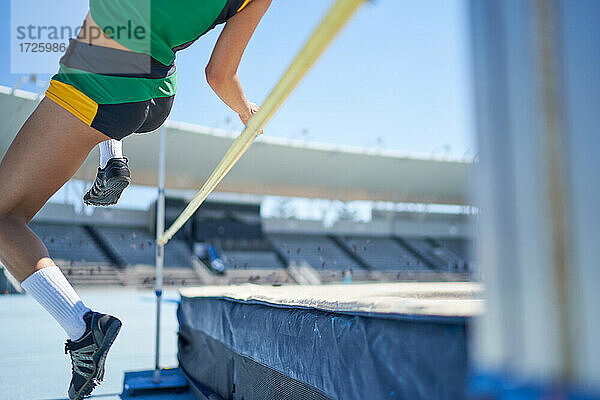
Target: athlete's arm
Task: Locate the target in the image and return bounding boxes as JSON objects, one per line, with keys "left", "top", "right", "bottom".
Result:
{"left": 205, "top": 0, "right": 272, "bottom": 126}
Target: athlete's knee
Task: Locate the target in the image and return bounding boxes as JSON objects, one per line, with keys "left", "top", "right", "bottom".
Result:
{"left": 0, "top": 197, "right": 38, "bottom": 225}
{"left": 0, "top": 212, "right": 30, "bottom": 229}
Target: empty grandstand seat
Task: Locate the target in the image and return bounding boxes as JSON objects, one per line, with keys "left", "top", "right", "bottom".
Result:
{"left": 94, "top": 226, "right": 155, "bottom": 266}
{"left": 425, "top": 238, "right": 469, "bottom": 271}
{"left": 164, "top": 240, "right": 194, "bottom": 268}
{"left": 402, "top": 238, "right": 455, "bottom": 270}
{"left": 95, "top": 226, "right": 192, "bottom": 268}
{"left": 29, "top": 223, "right": 112, "bottom": 264}
{"left": 268, "top": 234, "right": 362, "bottom": 270}
{"left": 340, "top": 236, "right": 429, "bottom": 271}
{"left": 437, "top": 239, "right": 470, "bottom": 260}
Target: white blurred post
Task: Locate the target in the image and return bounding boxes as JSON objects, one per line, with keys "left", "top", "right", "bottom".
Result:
{"left": 560, "top": 0, "right": 600, "bottom": 389}
{"left": 470, "top": 0, "right": 600, "bottom": 394}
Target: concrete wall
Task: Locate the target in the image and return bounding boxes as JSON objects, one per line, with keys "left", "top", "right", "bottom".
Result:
{"left": 32, "top": 203, "right": 151, "bottom": 230}
{"left": 263, "top": 211, "right": 473, "bottom": 239}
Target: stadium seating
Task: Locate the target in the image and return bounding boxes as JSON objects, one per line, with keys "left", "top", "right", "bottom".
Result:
{"left": 428, "top": 241, "right": 466, "bottom": 271}
{"left": 268, "top": 234, "right": 363, "bottom": 270}
{"left": 400, "top": 238, "right": 443, "bottom": 268}
{"left": 60, "top": 264, "right": 122, "bottom": 287}
{"left": 94, "top": 226, "right": 192, "bottom": 268}
{"left": 339, "top": 236, "right": 429, "bottom": 271}
{"left": 27, "top": 219, "right": 472, "bottom": 286}
{"left": 29, "top": 223, "right": 112, "bottom": 264}
{"left": 94, "top": 226, "right": 155, "bottom": 266}
{"left": 401, "top": 238, "right": 468, "bottom": 271}
{"left": 164, "top": 239, "right": 194, "bottom": 269}
{"left": 437, "top": 239, "right": 471, "bottom": 261}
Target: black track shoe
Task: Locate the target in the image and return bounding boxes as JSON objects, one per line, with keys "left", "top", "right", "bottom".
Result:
{"left": 64, "top": 311, "right": 122, "bottom": 400}
{"left": 83, "top": 158, "right": 131, "bottom": 206}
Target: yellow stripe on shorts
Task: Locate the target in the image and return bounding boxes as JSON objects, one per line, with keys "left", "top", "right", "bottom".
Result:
{"left": 237, "top": 0, "right": 251, "bottom": 12}
{"left": 45, "top": 80, "right": 99, "bottom": 126}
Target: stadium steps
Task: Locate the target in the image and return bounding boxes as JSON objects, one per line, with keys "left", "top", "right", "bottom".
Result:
{"left": 328, "top": 235, "right": 373, "bottom": 270}
{"left": 318, "top": 268, "right": 373, "bottom": 283}
{"left": 378, "top": 270, "right": 472, "bottom": 282}
{"left": 437, "top": 238, "right": 470, "bottom": 260}
{"left": 93, "top": 227, "right": 156, "bottom": 267}
{"left": 83, "top": 225, "right": 127, "bottom": 267}
{"left": 426, "top": 238, "right": 469, "bottom": 272}
{"left": 226, "top": 268, "right": 293, "bottom": 285}
{"left": 317, "top": 269, "right": 471, "bottom": 283}
{"left": 267, "top": 234, "right": 363, "bottom": 271}
{"left": 287, "top": 261, "right": 322, "bottom": 285}
{"left": 393, "top": 237, "right": 441, "bottom": 270}
{"left": 58, "top": 263, "right": 123, "bottom": 287}
{"left": 190, "top": 256, "right": 220, "bottom": 284}
{"left": 339, "top": 236, "right": 427, "bottom": 271}
{"left": 120, "top": 266, "right": 204, "bottom": 288}
{"left": 266, "top": 237, "right": 291, "bottom": 268}
{"left": 191, "top": 256, "right": 293, "bottom": 286}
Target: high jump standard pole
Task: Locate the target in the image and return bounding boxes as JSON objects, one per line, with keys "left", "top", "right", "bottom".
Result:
{"left": 149, "top": 0, "right": 366, "bottom": 387}
{"left": 153, "top": 124, "right": 166, "bottom": 382}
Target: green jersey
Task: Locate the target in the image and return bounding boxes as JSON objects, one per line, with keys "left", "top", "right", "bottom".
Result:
{"left": 53, "top": 0, "right": 249, "bottom": 106}
{"left": 90, "top": 0, "right": 249, "bottom": 66}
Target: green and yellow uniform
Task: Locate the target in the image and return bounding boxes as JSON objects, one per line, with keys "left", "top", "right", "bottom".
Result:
{"left": 46, "top": 0, "right": 252, "bottom": 139}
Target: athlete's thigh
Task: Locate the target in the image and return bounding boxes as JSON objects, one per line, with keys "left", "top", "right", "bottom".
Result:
{"left": 0, "top": 98, "right": 108, "bottom": 221}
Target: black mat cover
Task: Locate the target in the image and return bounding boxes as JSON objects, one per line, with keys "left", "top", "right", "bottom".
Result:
{"left": 177, "top": 295, "right": 469, "bottom": 400}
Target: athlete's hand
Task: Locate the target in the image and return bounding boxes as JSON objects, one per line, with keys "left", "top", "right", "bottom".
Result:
{"left": 239, "top": 102, "right": 259, "bottom": 126}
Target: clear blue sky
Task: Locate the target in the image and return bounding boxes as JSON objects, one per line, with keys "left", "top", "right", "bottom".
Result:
{"left": 1, "top": 0, "right": 474, "bottom": 158}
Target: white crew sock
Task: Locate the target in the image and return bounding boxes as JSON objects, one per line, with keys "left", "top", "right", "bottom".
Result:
{"left": 20, "top": 266, "right": 91, "bottom": 340}
{"left": 99, "top": 139, "right": 124, "bottom": 169}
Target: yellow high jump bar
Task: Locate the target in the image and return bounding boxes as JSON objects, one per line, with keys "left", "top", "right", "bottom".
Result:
{"left": 157, "top": 0, "right": 366, "bottom": 246}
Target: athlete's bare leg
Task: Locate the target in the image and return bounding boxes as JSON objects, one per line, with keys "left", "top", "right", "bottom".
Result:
{"left": 0, "top": 97, "right": 108, "bottom": 282}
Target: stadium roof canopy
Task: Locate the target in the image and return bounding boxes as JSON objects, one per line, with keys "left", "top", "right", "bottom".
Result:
{"left": 0, "top": 86, "right": 472, "bottom": 204}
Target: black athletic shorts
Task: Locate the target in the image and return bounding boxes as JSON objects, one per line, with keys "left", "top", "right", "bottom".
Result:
{"left": 46, "top": 39, "right": 176, "bottom": 140}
